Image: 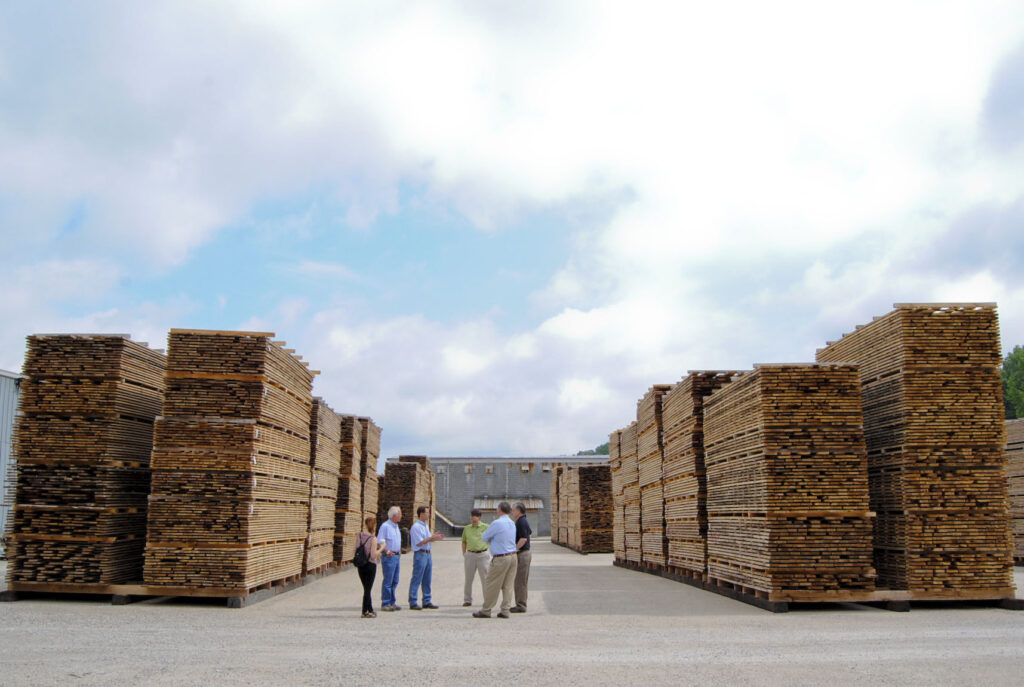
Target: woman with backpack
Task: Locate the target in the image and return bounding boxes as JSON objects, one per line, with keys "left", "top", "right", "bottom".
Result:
{"left": 356, "top": 515, "right": 387, "bottom": 618}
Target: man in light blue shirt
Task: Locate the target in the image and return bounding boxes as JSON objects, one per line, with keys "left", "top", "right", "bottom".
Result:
{"left": 408, "top": 505, "right": 445, "bottom": 610}
{"left": 472, "top": 501, "right": 519, "bottom": 619}
{"left": 378, "top": 506, "right": 403, "bottom": 611}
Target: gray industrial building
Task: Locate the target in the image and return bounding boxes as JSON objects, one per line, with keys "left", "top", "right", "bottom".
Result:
{"left": 0, "top": 368, "right": 23, "bottom": 558}
{"left": 391, "top": 455, "right": 609, "bottom": 538}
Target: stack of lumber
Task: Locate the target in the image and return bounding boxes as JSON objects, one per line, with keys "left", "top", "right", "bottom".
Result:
{"left": 550, "top": 466, "right": 561, "bottom": 544}
{"left": 333, "top": 415, "right": 362, "bottom": 564}
{"left": 144, "top": 330, "right": 315, "bottom": 589}
{"left": 817, "top": 303, "right": 1014, "bottom": 591}
{"left": 379, "top": 459, "right": 434, "bottom": 532}
{"left": 7, "top": 335, "right": 166, "bottom": 584}
{"left": 359, "top": 417, "right": 381, "bottom": 524}
{"left": 557, "top": 465, "right": 569, "bottom": 544}
{"left": 620, "top": 422, "right": 641, "bottom": 563}
{"left": 638, "top": 385, "right": 672, "bottom": 568}
{"left": 609, "top": 430, "right": 625, "bottom": 559}
{"left": 398, "top": 455, "right": 436, "bottom": 530}
{"left": 305, "top": 399, "right": 340, "bottom": 573}
{"left": 560, "top": 465, "right": 613, "bottom": 552}
{"left": 662, "top": 371, "right": 735, "bottom": 575}
{"left": 1008, "top": 419, "right": 1024, "bottom": 564}
{"left": 704, "top": 364, "right": 876, "bottom": 594}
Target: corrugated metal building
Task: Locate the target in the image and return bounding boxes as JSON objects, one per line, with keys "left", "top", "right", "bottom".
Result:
{"left": 397, "top": 455, "right": 609, "bottom": 538}
{"left": 0, "top": 368, "right": 23, "bottom": 558}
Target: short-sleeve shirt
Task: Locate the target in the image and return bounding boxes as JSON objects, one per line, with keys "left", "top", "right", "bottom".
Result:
{"left": 378, "top": 519, "right": 402, "bottom": 554}
{"left": 410, "top": 519, "right": 432, "bottom": 552}
{"left": 515, "top": 515, "right": 532, "bottom": 551}
{"left": 461, "top": 522, "right": 489, "bottom": 552}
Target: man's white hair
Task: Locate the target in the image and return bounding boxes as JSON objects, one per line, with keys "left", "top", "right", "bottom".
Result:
{"left": 388, "top": 506, "right": 400, "bottom": 518}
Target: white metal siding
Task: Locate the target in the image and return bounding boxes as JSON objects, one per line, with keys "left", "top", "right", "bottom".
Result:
{"left": 0, "top": 373, "right": 21, "bottom": 557}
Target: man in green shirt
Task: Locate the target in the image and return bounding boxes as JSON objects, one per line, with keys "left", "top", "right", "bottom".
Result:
{"left": 461, "top": 508, "right": 490, "bottom": 607}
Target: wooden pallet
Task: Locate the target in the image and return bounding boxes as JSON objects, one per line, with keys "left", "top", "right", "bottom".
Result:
{"left": 613, "top": 559, "right": 1021, "bottom": 612}
{"left": 1, "top": 563, "right": 349, "bottom": 608}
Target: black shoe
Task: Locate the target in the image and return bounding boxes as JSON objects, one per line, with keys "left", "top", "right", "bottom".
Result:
{"left": 462, "top": 602, "right": 472, "bottom": 607}
{"left": 393, "top": 605, "right": 402, "bottom": 611}
{"left": 509, "top": 606, "right": 525, "bottom": 613}
{"left": 497, "top": 612, "right": 510, "bottom": 619}
{"left": 472, "top": 611, "right": 491, "bottom": 618}
{"left": 409, "top": 604, "right": 422, "bottom": 610}
{"left": 423, "top": 603, "right": 439, "bottom": 609}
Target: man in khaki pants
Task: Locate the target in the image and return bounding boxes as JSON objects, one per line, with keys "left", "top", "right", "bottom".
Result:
{"left": 461, "top": 508, "right": 490, "bottom": 607}
{"left": 510, "top": 502, "right": 532, "bottom": 613}
{"left": 472, "top": 501, "right": 518, "bottom": 619}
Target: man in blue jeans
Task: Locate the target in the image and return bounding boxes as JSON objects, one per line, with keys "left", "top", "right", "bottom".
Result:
{"left": 408, "top": 505, "right": 445, "bottom": 609}
{"left": 378, "top": 506, "right": 404, "bottom": 611}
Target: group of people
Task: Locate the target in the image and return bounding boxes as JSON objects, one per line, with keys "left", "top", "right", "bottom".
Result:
{"left": 354, "top": 501, "right": 532, "bottom": 619}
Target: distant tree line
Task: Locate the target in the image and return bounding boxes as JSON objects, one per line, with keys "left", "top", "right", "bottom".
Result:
{"left": 577, "top": 442, "right": 610, "bottom": 456}
{"left": 1005, "top": 346, "right": 1024, "bottom": 420}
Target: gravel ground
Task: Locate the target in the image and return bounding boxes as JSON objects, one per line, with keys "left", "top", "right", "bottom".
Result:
{"left": 1, "top": 540, "right": 1022, "bottom": 686}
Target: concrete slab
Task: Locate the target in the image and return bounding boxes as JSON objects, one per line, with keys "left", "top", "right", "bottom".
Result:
{"left": 1, "top": 542, "right": 1022, "bottom": 686}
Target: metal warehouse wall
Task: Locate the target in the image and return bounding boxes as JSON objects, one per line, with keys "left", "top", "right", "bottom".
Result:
{"left": 0, "top": 371, "right": 22, "bottom": 558}
{"left": 422, "top": 456, "right": 610, "bottom": 538}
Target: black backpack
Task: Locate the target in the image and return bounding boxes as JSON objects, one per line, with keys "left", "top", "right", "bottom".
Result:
{"left": 353, "top": 534, "right": 370, "bottom": 567}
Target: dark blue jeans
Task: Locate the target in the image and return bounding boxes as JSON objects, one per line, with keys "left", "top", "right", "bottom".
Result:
{"left": 408, "top": 550, "right": 432, "bottom": 605}
{"left": 381, "top": 554, "right": 400, "bottom": 607}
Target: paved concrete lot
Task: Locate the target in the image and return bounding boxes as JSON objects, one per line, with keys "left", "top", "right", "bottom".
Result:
{"left": 1, "top": 540, "right": 1022, "bottom": 686}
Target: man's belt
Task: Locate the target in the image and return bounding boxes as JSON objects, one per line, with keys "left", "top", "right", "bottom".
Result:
{"left": 493, "top": 552, "right": 515, "bottom": 557}
{"left": 468, "top": 549, "right": 489, "bottom": 553}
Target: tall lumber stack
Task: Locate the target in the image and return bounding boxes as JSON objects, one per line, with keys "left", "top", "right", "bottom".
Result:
{"left": 7, "top": 335, "right": 165, "bottom": 584}
{"left": 144, "top": 330, "right": 314, "bottom": 589}
{"left": 560, "top": 465, "right": 613, "bottom": 552}
{"left": 396, "top": 455, "right": 435, "bottom": 530}
{"left": 305, "top": 399, "right": 341, "bottom": 573}
{"left": 817, "top": 303, "right": 1014, "bottom": 591}
{"left": 609, "top": 430, "right": 624, "bottom": 559}
{"left": 638, "top": 385, "right": 672, "bottom": 568}
{"left": 333, "top": 415, "right": 362, "bottom": 564}
{"left": 557, "top": 465, "right": 569, "bottom": 544}
{"left": 380, "top": 458, "right": 434, "bottom": 532}
{"left": 620, "top": 422, "right": 641, "bottom": 563}
{"left": 661, "top": 372, "right": 734, "bottom": 575}
{"left": 550, "top": 466, "right": 561, "bottom": 544}
{"left": 359, "top": 417, "right": 381, "bottom": 525}
{"left": 1008, "top": 419, "right": 1024, "bottom": 564}
{"left": 704, "top": 364, "right": 876, "bottom": 594}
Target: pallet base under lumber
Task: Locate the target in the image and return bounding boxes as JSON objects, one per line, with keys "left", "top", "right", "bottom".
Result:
{"left": 612, "top": 559, "right": 1021, "bottom": 612}
{"left": 552, "top": 539, "right": 611, "bottom": 555}
{"left": 1, "top": 562, "right": 350, "bottom": 608}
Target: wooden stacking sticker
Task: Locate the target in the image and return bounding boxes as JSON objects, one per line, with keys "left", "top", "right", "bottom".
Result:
{"left": 704, "top": 364, "right": 876, "bottom": 596}
{"left": 143, "top": 330, "right": 315, "bottom": 590}
{"left": 662, "top": 371, "right": 735, "bottom": 575}
{"left": 7, "top": 335, "right": 166, "bottom": 585}
{"left": 1009, "top": 419, "right": 1024, "bottom": 565}
{"left": 817, "top": 304, "right": 1014, "bottom": 591}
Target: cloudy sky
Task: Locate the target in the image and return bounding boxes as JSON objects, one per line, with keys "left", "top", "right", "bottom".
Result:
{"left": 2, "top": 1, "right": 1023, "bottom": 461}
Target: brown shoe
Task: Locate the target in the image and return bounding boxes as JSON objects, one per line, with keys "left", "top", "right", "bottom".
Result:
{"left": 472, "top": 611, "right": 491, "bottom": 618}
{"left": 496, "top": 611, "right": 510, "bottom": 619}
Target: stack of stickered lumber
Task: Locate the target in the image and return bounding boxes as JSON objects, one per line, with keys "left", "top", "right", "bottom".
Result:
{"left": 333, "top": 415, "right": 362, "bottom": 564}
{"left": 550, "top": 466, "right": 562, "bottom": 544}
{"left": 397, "top": 455, "right": 436, "bottom": 531}
{"left": 557, "top": 465, "right": 569, "bottom": 544}
{"left": 305, "top": 399, "right": 341, "bottom": 573}
{"left": 1007, "top": 419, "right": 1024, "bottom": 564}
{"left": 144, "top": 330, "right": 314, "bottom": 589}
{"left": 609, "top": 430, "right": 625, "bottom": 559}
{"left": 379, "top": 459, "right": 434, "bottom": 533}
{"left": 638, "top": 385, "right": 672, "bottom": 568}
{"left": 620, "top": 421, "right": 641, "bottom": 563}
{"left": 704, "top": 364, "right": 876, "bottom": 594}
{"left": 7, "top": 335, "right": 165, "bottom": 584}
{"left": 662, "top": 371, "right": 735, "bottom": 575}
{"left": 817, "top": 303, "right": 1014, "bottom": 591}
{"left": 561, "top": 465, "right": 613, "bottom": 552}
{"left": 359, "top": 417, "right": 381, "bottom": 525}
